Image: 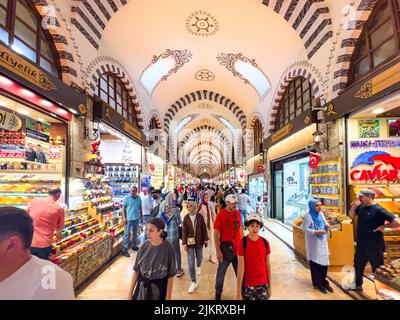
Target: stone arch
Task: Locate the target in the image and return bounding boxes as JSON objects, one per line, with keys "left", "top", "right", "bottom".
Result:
{"left": 266, "top": 63, "right": 323, "bottom": 135}
{"left": 71, "top": 0, "right": 332, "bottom": 59}
{"left": 179, "top": 125, "right": 231, "bottom": 147}
{"left": 261, "top": 0, "right": 333, "bottom": 59}
{"left": 164, "top": 91, "right": 247, "bottom": 136}
{"left": 247, "top": 112, "right": 267, "bottom": 154}
{"left": 330, "top": 0, "right": 380, "bottom": 97}
{"left": 179, "top": 140, "right": 227, "bottom": 164}
{"left": 32, "top": 0, "right": 81, "bottom": 84}
{"left": 85, "top": 56, "right": 144, "bottom": 129}
{"left": 70, "top": 0, "right": 129, "bottom": 49}
{"left": 190, "top": 150, "right": 221, "bottom": 166}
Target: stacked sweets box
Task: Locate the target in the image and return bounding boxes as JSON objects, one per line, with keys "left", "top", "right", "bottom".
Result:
{"left": 309, "top": 160, "right": 342, "bottom": 212}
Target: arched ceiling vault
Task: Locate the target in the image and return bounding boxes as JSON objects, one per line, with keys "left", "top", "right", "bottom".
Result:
{"left": 48, "top": 0, "right": 378, "bottom": 177}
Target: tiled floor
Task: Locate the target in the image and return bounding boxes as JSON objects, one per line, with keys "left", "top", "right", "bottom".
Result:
{"left": 76, "top": 227, "right": 352, "bottom": 300}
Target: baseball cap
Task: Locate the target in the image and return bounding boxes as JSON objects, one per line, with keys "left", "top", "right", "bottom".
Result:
{"left": 225, "top": 194, "right": 239, "bottom": 203}
{"left": 245, "top": 213, "right": 264, "bottom": 228}
{"left": 357, "top": 189, "right": 376, "bottom": 197}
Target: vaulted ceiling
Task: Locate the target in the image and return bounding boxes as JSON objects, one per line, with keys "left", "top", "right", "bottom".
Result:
{"left": 43, "top": 0, "right": 378, "bottom": 177}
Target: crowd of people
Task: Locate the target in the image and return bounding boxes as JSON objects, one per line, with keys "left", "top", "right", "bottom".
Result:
{"left": 0, "top": 182, "right": 399, "bottom": 300}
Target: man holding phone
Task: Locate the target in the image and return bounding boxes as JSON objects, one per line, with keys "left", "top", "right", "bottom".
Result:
{"left": 349, "top": 189, "right": 400, "bottom": 291}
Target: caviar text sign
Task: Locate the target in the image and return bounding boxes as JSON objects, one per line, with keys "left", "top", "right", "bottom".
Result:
{"left": 348, "top": 118, "right": 400, "bottom": 183}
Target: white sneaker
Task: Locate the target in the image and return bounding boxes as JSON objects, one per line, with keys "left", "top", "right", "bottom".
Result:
{"left": 196, "top": 267, "right": 201, "bottom": 275}
{"left": 188, "top": 282, "right": 197, "bottom": 294}
{"left": 209, "top": 257, "right": 217, "bottom": 264}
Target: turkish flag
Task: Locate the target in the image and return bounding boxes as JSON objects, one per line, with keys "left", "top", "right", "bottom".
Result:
{"left": 258, "top": 165, "right": 264, "bottom": 173}
{"left": 149, "top": 163, "right": 155, "bottom": 172}
{"left": 91, "top": 140, "right": 100, "bottom": 154}
{"left": 309, "top": 152, "right": 321, "bottom": 168}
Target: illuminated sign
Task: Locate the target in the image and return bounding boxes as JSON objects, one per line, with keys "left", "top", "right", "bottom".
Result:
{"left": 350, "top": 151, "right": 400, "bottom": 182}
{"left": 350, "top": 140, "right": 400, "bottom": 148}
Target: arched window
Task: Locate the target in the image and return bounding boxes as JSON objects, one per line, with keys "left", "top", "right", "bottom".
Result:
{"left": 0, "top": 0, "right": 61, "bottom": 77}
{"left": 98, "top": 72, "right": 138, "bottom": 126}
{"left": 274, "top": 77, "right": 317, "bottom": 131}
{"left": 149, "top": 117, "right": 160, "bottom": 130}
{"left": 252, "top": 119, "right": 263, "bottom": 154}
{"left": 349, "top": 0, "right": 400, "bottom": 83}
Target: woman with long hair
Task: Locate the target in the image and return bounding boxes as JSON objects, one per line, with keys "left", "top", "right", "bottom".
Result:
{"left": 128, "top": 218, "right": 176, "bottom": 300}
{"left": 197, "top": 192, "right": 217, "bottom": 264}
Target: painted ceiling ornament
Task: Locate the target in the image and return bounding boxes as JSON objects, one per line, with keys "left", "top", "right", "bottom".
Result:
{"left": 198, "top": 103, "right": 213, "bottom": 109}
{"left": 153, "top": 49, "right": 192, "bottom": 82}
{"left": 216, "top": 53, "right": 270, "bottom": 98}
{"left": 186, "top": 11, "right": 219, "bottom": 36}
{"left": 194, "top": 69, "right": 215, "bottom": 81}
{"left": 141, "top": 49, "right": 193, "bottom": 94}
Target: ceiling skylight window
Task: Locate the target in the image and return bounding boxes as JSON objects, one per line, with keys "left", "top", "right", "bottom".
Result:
{"left": 140, "top": 57, "right": 175, "bottom": 94}
{"left": 176, "top": 116, "right": 193, "bottom": 134}
{"left": 217, "top": 53, "right": 271, "bottom": 99}
{"left": 234, "top": 61, "right": 270, "bottom": 97}
{"left": 140, "top": 49, "right": 193, "bottom": 95}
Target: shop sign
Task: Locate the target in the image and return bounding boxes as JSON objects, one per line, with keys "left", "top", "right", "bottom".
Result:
{"left": 0, "top": 108, "right": 22, "bottom": 131}
{"left": 0, "top": 43, "right": 56, "bottom": 91}
{"left": 350, "top": 140, "right": 400, "bottom": 149}
{"left": 350, "top": 151, "right": 400, "bottom": 182}
{"left": 271, "top": 123, "right": 293, "bottom": 143}
{"left": 121, "top": 119, "right": 142, "bottom": 141}
{"left": 355, "top": 63, "right": 400, "bottom": 99}
{"left": 324, "top": 58, "right": 400, "bottom": 123}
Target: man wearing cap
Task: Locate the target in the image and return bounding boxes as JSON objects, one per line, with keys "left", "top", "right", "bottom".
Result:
{"left": 237, "top": 214, "right": 271, "bottom": 300}
{"left": 213, "top": 194, "right": 244, "bottom": 300}
{"left": 349, "top": 189, "right": 400, "bottom": 291}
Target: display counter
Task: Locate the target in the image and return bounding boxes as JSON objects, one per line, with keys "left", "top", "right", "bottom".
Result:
{"left": 293, "top": 223, "right": 355, "bottom": 269}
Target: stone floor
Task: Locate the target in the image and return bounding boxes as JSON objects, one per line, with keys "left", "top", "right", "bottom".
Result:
{"left": 76, "top": 227, "right": 352, "bottom": 300}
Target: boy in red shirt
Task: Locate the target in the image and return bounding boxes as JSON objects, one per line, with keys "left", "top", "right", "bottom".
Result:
{"left": 237, "top": 214, "right": 271, "bottom": 300}
{"left": 214, "top": 194, "right": 244, "bottom": 300}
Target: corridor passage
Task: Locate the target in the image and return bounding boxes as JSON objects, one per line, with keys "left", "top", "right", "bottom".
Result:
{"left": 77, "top": 228, "right": 352, "bottom": 300}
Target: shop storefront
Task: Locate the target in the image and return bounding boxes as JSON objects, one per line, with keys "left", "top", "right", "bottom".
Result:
{"left": 265, "top": 115, "right": 317, "bottom": 225}
{"left": 146, "top": 152, "right": 164, "bottom": 190}
{"left": 248, "top": 173, "right": 266, "bottom": 213}
{"left": 270, "top": 151, "right": 312, "bottom": 225}
{"left": 50, "top": 97, "right": 146, "bottom": 286}
{"left": 321, "top": 54, "right": 400, "bottom": 295}
{"left": 0, "top": 42, "right": 85, "bottom": 210}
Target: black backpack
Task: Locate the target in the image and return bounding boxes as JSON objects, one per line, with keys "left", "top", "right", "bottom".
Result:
{"left": 242, "top": 236, "right": 268, "bottom": 254}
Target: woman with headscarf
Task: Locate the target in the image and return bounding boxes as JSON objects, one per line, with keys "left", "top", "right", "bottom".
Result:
{"left": 160, "top": 192, "right": 185, "bottom": 277}
{"left": 197, "top": 192, "right": 217, "bottom": 264}
{"left": 301, "top": 199, "right": 333, "bottom": 294}
{"left": 128, "top": 218, "right": 176, "bottom": 300}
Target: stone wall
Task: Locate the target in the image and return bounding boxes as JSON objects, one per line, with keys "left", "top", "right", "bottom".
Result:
{"left": 69, "top": 97, "right": 94, "bottom": 178}
{"left": 318, "top": 118, "right": 346, "bottom": 162}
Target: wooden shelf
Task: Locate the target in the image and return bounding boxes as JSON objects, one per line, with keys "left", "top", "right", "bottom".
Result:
{"left": 0, "top": 170, "right": 61, "bottom": 175}
{"left": 309, "top": 172, "right": 340, "bottom": 177}
{"left": 312, "top": 194, "right": 340, "bottom": 200}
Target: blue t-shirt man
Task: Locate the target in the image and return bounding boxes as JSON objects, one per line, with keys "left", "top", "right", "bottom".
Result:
{"left": 121, "top": 187, "right": 143, "bottom": 257}
{"left": 123, "top": 192, "right": 142, "bottom": 221}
